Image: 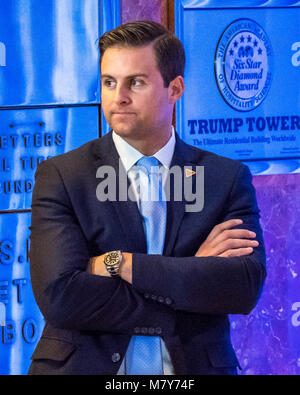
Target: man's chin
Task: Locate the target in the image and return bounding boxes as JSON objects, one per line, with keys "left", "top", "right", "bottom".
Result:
{"left": 112, "top": 127, "right": 137, "bottom": 139}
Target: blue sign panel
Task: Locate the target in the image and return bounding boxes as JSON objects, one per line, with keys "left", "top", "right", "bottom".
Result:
{"left": 0, "top": 0, "right": 100, "bottom": 107}
{"left": 0, "top": 212, "right": 44, "bottom": 375}
{"left": 175, "top": 0, "right": 300, "bottom": 175}
{"left": 0, "top": 106, "right": 99, "bottom": 211}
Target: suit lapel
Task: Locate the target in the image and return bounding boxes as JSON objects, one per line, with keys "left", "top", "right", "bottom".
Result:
{"left": 92, "top": 133, "right": 147, "bottom": 253}
{"left": 163, "top": 134, "right": 200, "bottom": 256}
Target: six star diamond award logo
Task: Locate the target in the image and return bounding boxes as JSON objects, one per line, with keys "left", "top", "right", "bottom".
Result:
{"left": 215, "top": 19, "right": 273, "bottom": 112}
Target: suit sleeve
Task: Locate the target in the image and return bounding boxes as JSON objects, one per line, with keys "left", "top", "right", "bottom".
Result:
{"left": 132, "top": 163, "right": 267, "bottom": 315}
{"left": 29, "top": 160, "right": 175, "bottom": 334}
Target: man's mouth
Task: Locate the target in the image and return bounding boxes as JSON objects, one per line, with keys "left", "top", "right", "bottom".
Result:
{"left": 112, "top": 111, "right": 136, "bottom": 115}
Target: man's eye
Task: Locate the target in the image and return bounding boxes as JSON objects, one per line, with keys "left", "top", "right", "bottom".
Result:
{"left": 130, "top": 79, "right": 144, "bottom": 87}
{"left": 103, "top": 80, "right": 116, "bottom": 88}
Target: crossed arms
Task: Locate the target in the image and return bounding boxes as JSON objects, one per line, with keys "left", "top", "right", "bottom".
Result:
{"left": 89, "top": 218, "right": 260, "bottom": 283}
{"left": 30, "top": 159, "right": 266, "bottom": 333}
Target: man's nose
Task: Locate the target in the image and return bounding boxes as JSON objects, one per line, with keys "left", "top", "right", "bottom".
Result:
{"left": 114, "top": 84, "right": 131, "bottom": 105}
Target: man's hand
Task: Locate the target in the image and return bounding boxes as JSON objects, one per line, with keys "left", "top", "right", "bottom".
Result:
{"left": 87, "top": 252, "right": 133, "bottom": 283}
{"left": 195, "top": 219, "right": 259, "bottom": 258}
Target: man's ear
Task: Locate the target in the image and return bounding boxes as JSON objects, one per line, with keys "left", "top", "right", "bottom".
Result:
{"left": 168, "top": 75, "right": 184, "bottom": 104}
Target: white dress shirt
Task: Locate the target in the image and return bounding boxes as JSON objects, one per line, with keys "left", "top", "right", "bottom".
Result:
{"left": 112, "top": 127, "right": 176, "bottom": 375}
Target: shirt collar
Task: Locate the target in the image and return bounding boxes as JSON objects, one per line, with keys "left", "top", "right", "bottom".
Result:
{"left": 112, "top": 126, "right": 176, "bottom": 173}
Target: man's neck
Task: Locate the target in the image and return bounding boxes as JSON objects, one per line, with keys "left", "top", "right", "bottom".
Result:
{"left": 121, "top": 128, "right": 173, "bottom": 156}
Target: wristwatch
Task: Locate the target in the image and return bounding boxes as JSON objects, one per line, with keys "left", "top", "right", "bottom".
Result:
{"left": 104, "top": 250, "right": 122, "bottom": 277}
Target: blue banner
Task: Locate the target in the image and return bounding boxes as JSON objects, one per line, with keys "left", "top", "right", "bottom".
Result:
{"left": 0, "top": 0, "right": 100, "bottom": 107}
{"left": 175, "top": 1, "right": 300, "bottom": 175}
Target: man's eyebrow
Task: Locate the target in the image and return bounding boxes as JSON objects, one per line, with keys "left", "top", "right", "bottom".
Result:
{"left": 100, "top": 74, "right": 115, "bottom": 80}
{"left": 126, "top": 74, "right": 149, "bottom": 79}
{"left": 101, "top": 73, "right": 149, "bottom": 79}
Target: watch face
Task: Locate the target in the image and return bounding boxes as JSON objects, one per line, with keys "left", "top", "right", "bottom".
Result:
{"left": 104, "top": 251, "right": 120, "bottom": 266}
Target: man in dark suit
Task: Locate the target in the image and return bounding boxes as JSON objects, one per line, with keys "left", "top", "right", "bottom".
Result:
{"left": 28, "top": 21, "right": 266, "bottom": 375}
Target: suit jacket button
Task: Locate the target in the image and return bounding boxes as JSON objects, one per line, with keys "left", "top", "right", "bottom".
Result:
{"left": 155, "top": 327, "right": 162, "bottom": 335}
{"left": 141, "top": 327, "right": 148, "bottom": 334}
{"left": 112, "top": 353, "right": 121, "bottom": 363}
{"left": 151, "top": 295, "right": 157, "bottom": 301}
{"left": 134, "top": 327, "right": 140, "bottom": 334}
{"left": 144, "top": 293, "right": 150, "bottom": 299}
{"left": 165, "top": 297, "right": 173, "bottom": 305}
{"left": 158, "top": 296, "right": 164, "bottom": 303}
{"left": 148, "top": 327, "right": 155, "bottom": 335}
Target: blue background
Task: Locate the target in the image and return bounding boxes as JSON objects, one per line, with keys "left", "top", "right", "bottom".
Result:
{"left": 175, "top": 0, "right": 300, "bottom": 175}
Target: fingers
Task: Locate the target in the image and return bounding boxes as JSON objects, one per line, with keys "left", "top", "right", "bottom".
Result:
{"left": 210, "top": 228, "right": 257, "bottom": 249}
{"left": 206, "top": 219, "right": 243, "bottom": 242}
{"left": 195, "top": 218, "right": 259, "bottom": 258}
{"left": 214, "top": 238, "right": 259, "bottom": 256}
{"left": 219, "top": 247, "right": 254, "bottom": 258}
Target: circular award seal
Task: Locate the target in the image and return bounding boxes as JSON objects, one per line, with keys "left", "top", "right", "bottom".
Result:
{"left": 215, "top": 19, "right": 272, "bottom": 112}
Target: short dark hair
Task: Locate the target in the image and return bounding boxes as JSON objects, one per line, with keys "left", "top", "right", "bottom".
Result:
{"left": 99, "top": 20, "right": 185, "bottom": 87}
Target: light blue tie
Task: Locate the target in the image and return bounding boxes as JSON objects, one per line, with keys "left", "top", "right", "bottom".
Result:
{"left": 125, "top": 156, "right": 166, "bottom": 375}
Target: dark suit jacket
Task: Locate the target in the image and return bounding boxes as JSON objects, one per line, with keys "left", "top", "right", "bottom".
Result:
{"left": 28, "top": 132, "right": 266, "bottom": 375}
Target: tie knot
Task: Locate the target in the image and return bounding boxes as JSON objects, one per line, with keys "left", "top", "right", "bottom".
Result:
{"left": 136, "top": 156, "right": 160, "bottom": 175}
